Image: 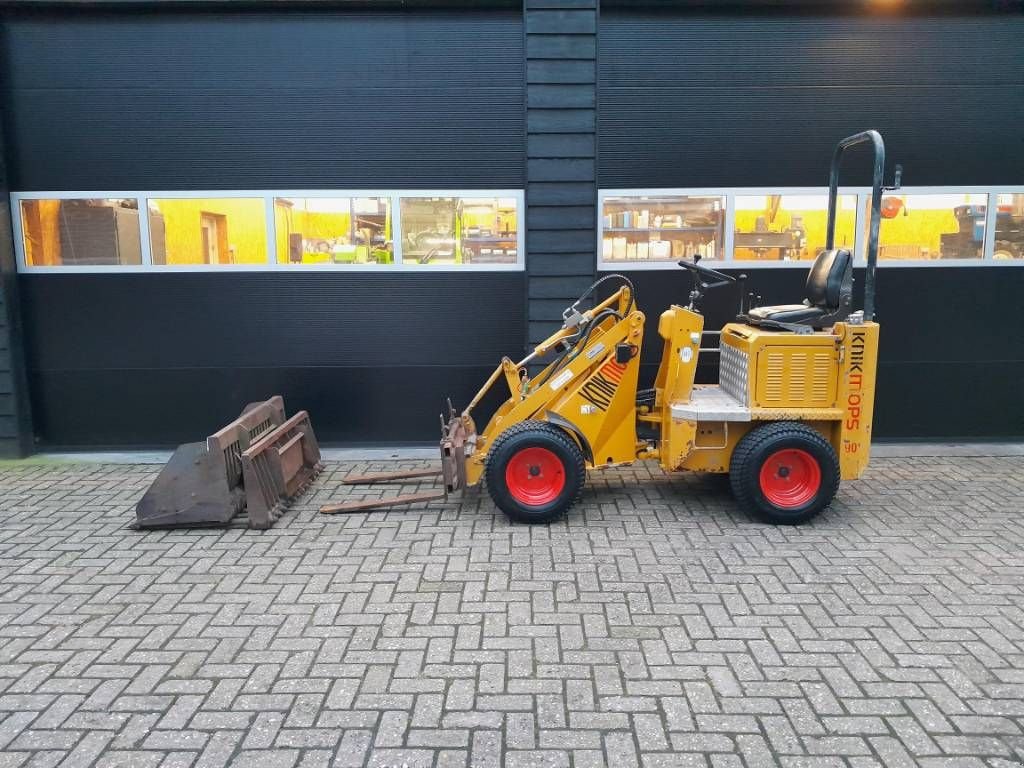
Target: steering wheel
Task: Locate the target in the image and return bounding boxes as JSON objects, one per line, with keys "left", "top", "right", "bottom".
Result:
{"left": 677, "top": 258, "right": 735, "bottom": 287}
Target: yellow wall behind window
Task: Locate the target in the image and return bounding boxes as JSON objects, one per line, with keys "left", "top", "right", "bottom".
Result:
{"left": 734, "top": 208, "right": 856, "bottom": 261}
{"left": 461, "top": 207, "right": 517, "bottom": 234}
{"left": 877, "top": 209, "right": 957, "bottom": 257}
{"left": 21, "top": 200, "right": 63, "bottom": 266}
{"left": 150, "top": 198, "right": 267, "bottom": 265}
{"left": 274, "top": 203, "right": 352, "bottom": 263}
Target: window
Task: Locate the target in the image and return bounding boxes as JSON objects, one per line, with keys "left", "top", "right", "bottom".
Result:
{"left": 734, "top": 194, "right": 857, "bottom": 261}
{"left": 874, "top": 193, "right": 988, "bottom": 260}
{"left": 994, "top": 194, "right": 1024, "bottom": 260}
{"left": 19, "top": 198, "right": 142, "bottom": 266}
{"left": 147, "top": 198, "right": 268, "bottom": 265}
{"left": 399, "top": 196, "right": 518, "bottom": 265}
{"left": 602, "top": 195, "right": 725, "bottom": 262}
{"left": 15, "top": 190, "right": 524, "bottom": 271}
{"left": 274, "top": 197, "right": 392, "bottom": 265}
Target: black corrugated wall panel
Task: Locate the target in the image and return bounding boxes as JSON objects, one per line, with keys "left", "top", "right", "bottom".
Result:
{"left": 599, "top": 10, "right": 1024, "bottom": 186}
{"left": 19, "top": 272, "right": 526, "bottom": 447}
{"left": 4, "top": 8, "right": 525, "bottom": 190}
{"left": 3, "top": 7, "right": 527, "bottom": 448}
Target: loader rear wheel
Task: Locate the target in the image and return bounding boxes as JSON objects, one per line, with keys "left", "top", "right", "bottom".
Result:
{"left": 486, "top": 420, "right": 585, "bottom": 524}
{"left": 730, "top": 422, "right": 840, "bottom": 525}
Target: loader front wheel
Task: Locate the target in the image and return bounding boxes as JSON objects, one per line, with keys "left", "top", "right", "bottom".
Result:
{"left": 730, "top": 422, "right": 840, "bottom": 525}
{"left": 486, "top": 421, "right": 586, "bottom": 524}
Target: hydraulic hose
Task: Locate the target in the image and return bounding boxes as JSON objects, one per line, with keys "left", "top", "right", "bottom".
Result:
{"left": 529, "top": 274, "right": 636, "bottom": 391}
{"left": 532, "top": 307, "right": 622, "bottom": 390}
{"left": 572, "top": 274, "right": 636, "bottom": 316}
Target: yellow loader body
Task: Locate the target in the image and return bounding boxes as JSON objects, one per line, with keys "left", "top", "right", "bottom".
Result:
{"left": 448, "top": 294, "right": 879, "bottom": 491}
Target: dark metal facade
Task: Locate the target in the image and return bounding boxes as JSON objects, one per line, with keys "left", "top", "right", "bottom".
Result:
{"left": 0, "top": 2, "right": 1021, "bottom": 452}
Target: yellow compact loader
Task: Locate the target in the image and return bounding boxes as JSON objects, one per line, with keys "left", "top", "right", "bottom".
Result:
{"left": 328, "top": 131, "right": 892, "bottom": 525}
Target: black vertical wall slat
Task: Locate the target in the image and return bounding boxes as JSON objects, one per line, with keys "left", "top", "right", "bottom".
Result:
{"left": 525, "top": 0, "right": 598, "bottom": 347}
{"left": 0, "top": 120, "right": 32, "bottom": 458}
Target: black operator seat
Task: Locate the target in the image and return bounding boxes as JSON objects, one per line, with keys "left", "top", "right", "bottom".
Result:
{"left": 742, "top": 248, "right": 853, "bottom": 330}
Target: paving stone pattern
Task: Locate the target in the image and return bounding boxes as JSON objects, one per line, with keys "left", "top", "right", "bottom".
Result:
{"left": 0, "top": 456, "right": 1023, "bottom": 767}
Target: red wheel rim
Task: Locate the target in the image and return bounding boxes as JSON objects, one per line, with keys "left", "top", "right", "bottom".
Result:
{"left": 759, "top": 448, "right": 821, "bottom": 508}
{"left": 505, "top": 446, "right": 566, "bottom": 506}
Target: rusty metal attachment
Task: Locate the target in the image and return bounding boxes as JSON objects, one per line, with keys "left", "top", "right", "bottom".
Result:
{"left": 135, "top": 396, "right": 323, "bottom": 530}
{"left": 319, "top": 410, "right": 469, "bottom": 516}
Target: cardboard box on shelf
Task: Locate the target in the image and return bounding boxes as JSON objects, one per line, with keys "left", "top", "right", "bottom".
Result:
{"left": 612, "top": 237, "right": 627, "bottom": 260}
{"left": 650, "top": 240, "right": 671, "bottom": 259}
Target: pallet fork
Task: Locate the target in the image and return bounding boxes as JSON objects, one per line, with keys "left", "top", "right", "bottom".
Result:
{"left": 319, "top": 402, "right": 469, "bottom": 515}
{"left": 135, "top": 396, "right": 323, "bottom": 529}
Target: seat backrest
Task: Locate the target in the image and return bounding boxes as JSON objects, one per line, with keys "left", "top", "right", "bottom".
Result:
{"left": 805, "top": 248, "right": 851, "bottom": 309}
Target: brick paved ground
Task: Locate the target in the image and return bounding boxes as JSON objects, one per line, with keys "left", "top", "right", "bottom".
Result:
{"left": 0, "top": 456, "right": 1023, "bottom": 768}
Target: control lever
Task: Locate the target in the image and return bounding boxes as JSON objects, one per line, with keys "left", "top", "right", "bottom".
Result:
{"left": 736, "top": 273, "right": 748, "bottom": 314}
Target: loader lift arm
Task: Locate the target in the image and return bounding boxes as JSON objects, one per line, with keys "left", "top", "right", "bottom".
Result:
{"left": 463, "top": 277, "right": 636, "bottom": 418}
{"left": 444, "top": 275, "right": 645, "bottom": 492}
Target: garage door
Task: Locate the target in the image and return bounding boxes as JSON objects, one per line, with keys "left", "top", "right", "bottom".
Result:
{"left": 597, "top": 6, "right": 1024, "bottom": 439}
{"left": 5, "top": 7, "right": 526, "bottom": 448}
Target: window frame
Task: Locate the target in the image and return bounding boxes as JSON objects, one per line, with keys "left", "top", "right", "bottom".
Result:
{"left": 11, "top": 189, "right": 527, "bottom": 273}
{"left": 597, "top": 186, "right": 1024, "bottom": 270}
{"left": 600, "top": 189, "right": 729, "bottom": 265}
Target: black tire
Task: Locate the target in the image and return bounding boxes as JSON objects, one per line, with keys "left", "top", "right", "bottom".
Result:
{"left": 729, "top": 422, "right": 840, "bottom": 525}
{"left": 485, "top": 420, "right": 586, "bottom": 524}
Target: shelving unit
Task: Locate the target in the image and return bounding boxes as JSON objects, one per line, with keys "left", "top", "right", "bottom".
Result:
{"left": 601, "top": 195, "right": 724, "bottom": 262}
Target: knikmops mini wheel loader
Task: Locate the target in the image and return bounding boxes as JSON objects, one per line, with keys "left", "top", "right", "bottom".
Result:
{"left": 426, "top": 131, "right": 894, "bottom": 525}
{"left": 329, "top": 131, "right": 891, "bottom": 525}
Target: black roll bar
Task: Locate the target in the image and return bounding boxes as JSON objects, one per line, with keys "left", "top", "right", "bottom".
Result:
{"left": 825, "top": 130, "right": 885, "bottom": 322}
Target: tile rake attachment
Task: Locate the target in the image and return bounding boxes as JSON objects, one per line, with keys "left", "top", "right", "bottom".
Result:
{"left": 135, "top": 395, "right": 323, "bottom": 530}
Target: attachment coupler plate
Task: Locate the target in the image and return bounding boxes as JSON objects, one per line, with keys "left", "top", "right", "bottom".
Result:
{"left": 440, "top": 414, "right": 473, "bottom": 494}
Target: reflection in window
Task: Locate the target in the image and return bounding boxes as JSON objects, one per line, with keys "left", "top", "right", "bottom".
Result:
{"left": 20, "top": 198, "right": 141, "bottom": 266}
{"left": 994, "top": 194, "right": 1024, "bottom": 260}
{"left": 274, "top": 197, "right": 391, "bottom": 265}
{"left": 734, "top": 194, "right": 856, "bottom": 261}
{"left": 148, "top": 198, "right": 267, "bottom": 265}
{"left": 871, "top": 193, "right": 987, "bottom": 260}
{"left": 400, "top": 197, "right": 518, "bottom": 265}
{"left": 602, "top": 195, "right": 724, "bottom": 262}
